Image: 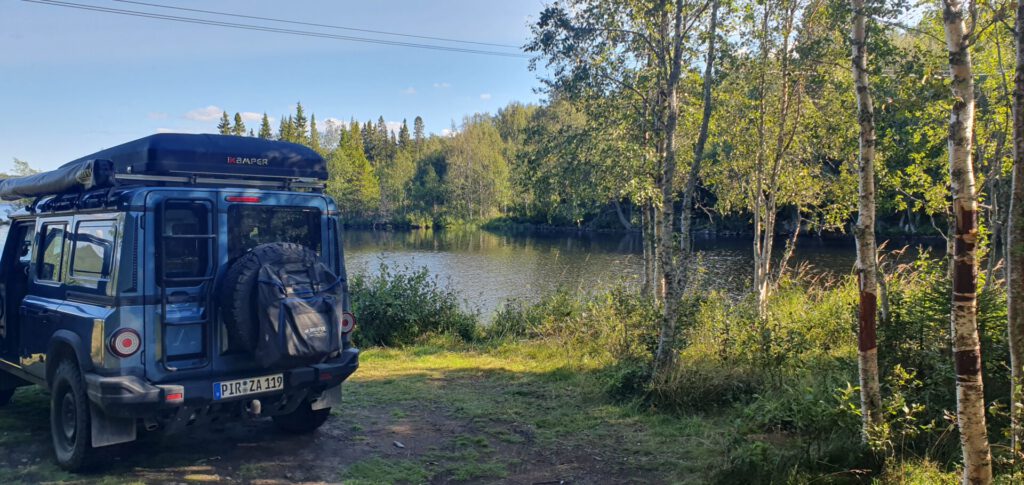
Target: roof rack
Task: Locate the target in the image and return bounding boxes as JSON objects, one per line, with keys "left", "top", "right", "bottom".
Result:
{"left": 114, "top": 173, "right": 326, "bottom": 191}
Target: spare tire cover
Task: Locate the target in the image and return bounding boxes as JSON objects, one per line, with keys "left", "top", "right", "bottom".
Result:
{"left": 221, "top": 242, "right": 335, "bottom": 355}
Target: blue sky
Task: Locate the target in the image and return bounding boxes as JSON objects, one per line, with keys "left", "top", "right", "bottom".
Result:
{"left": 0, "top": 0, "right": 547, "bottom": 172}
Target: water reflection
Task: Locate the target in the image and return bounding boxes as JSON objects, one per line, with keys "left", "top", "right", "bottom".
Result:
{"left": 343, "top": 228, "right": 942, "bottom": 317}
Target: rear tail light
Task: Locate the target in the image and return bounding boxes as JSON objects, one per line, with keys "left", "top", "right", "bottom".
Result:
{"left": 225, "top": 196, "right": 261, "bottom": 203}
{"left": 109, "top": 329, "right": 141, "bottom": 358}
{"left": 341, "top": 312, "right": 356, "bottom": 334}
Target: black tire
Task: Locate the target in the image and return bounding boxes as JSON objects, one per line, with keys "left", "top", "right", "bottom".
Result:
{"left": 222, "top": 242, "right": 320, "bottom": 352}
{"left": 272, "top": 400, "right": 330, "bottom": 434}
{"left": 50, "top": 360, "right": 98, "bottom": 471}
{"left": 0, "top": 388, "right": 14, "bottom": 407}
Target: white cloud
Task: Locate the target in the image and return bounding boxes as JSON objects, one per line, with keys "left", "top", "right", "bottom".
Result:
{"left": 385, "top": 121, "right": 403, "bottom": 135}
{"left": 239, "top": 111, "right": 263, "bottom": 122}
{"left": 183, "top": 105, "right": 224, "bottom": 122}
{"left": 479, "top": 93, "right": 492, "bottom": 100}
{"left": 147, "top": 112, "right": 168, "bottom": 120}
{"left": 440, "top": 128, "right": 454, "bottom": 137}
{"left": 323, "top": 117, "right": 345, "bottom": 127}
{"left": 433, "top": 82, "right": 451, "bottom": 89}
{"left": 401, "top": 87, "right": 417, "bottom": 95}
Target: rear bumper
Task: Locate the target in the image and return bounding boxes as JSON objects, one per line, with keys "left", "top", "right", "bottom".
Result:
{"left": 85, "top": 347, "right": 360, "bottom": 418}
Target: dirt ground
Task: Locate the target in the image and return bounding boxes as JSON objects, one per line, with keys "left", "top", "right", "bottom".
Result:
{"left": 0, "top": 347, "right": 688, "bottom": 485}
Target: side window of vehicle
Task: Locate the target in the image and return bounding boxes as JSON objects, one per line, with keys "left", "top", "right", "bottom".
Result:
{"left": 69, "top": 220, "right": 117, "bottom": 285}
{"left": 161, "top": 201, "right": 211, "bottom": 279}
{"left": 37, "top": 223, "right": 67, "bottom": 282}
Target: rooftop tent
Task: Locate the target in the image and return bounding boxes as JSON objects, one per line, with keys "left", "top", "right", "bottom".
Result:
{"left": 63, "top": 133, "right": 328, "bottom": 181}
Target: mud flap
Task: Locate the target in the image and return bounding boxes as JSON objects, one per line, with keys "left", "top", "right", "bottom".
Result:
{"left": 90, "top": 404, "right": 136, "bottom": 448}
{"left": 310, "top": 385, "right": 341, "bottom": 411}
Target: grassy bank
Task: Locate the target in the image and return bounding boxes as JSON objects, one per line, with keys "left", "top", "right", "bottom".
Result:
{"left": 347, "top": 257, "right": 1017, "bottom": 483}
{"left": 343, "top": 338, "right": 730, "bottom": 483}
{"left": 0, "top": 259, "right": 1010, "bottom": 483}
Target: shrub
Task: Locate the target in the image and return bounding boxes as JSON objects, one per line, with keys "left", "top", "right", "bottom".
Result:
{"left": 877, "top": 255, "right": 1008, "bottom": 463}
{"left": 350, "top": 262, "right": 479, "bottom": 346}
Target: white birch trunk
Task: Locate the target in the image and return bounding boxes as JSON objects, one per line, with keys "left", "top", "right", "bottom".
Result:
{"left": 941, "top": 1, "right": 992, "bottom": 482}
{"left": 850, "top": 0, "right": 883, "bottom": 437}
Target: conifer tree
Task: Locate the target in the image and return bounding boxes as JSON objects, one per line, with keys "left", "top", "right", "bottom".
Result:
{"left": 327, "top": 121, "right": 380, "bottom": 217}
{"left": 310, "top": 114, "right": 321, "bottom": 152}
{"left": 217, "top": 111, "right": 231, "bottom": 135}
{"left": 399, "top": 119, "right": 412, "bottom": 148}
{"left": 232, "top": 112, "right": 246, "bottom": 136}
{"left": 350, "top": 120, "right": 365, "bottom": 153}
{"left": 362, "top": 119, "right": 376, "bottom": 161}
{"left": 294, "top": 102, "right": 308, "bottom": 145}
{"left": 248, "top": 128, "right": 254, "bottom": 137}
{"left": 258, "top": 113, "right": 273, "bottom": 139}
{"left": 413, "top": 116, "right": 425, "bottom": 148}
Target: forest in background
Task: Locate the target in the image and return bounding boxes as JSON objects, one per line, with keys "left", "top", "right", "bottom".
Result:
{"left": 201, "top": 0, "right": 1014, "bottom": 240}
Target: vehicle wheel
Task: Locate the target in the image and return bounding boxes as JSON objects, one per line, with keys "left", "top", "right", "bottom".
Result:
{"left": 222, "top": 242, "right": 320, "bottom": 352}
{"left": 0, "top": 388, "right": 13, "bottom": 407}
{"left": 50, "top": 360, "right": 97, "bottom": 471}
{"left": 272, "top": 400, "right": 330, "bottom": 434}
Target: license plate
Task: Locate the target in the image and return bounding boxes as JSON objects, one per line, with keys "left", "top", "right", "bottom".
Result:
{"left": 213, "top": 374, "right": 284, "bottom": 400}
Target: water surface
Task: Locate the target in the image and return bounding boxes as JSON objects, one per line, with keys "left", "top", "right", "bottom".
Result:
{"left": 343, "top": 228, "right": 940, "bottom": 316}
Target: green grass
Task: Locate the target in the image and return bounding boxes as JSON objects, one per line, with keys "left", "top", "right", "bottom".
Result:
{"left": 341, "top": 457, "right": 430, "bottom": 485}
{"left": 345, "top": 338, "right": 731, "bottom": 482}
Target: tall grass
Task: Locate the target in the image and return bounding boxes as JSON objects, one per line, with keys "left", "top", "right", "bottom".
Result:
{"left": 349, "top": 256, "right": 1011, "bottom": 482}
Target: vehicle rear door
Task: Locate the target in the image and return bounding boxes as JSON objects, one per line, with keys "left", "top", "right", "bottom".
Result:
{"left": 143, "top": 191, "right": 217, "bottom": 383}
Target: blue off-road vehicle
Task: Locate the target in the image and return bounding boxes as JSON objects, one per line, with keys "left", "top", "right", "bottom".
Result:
{"left": 0, "top": 134, "right": 359, "bottom": 470}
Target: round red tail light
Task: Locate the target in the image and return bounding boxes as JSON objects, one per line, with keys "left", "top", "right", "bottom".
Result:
{"left": 341, "top": 312, "right": 356, "bottom": 334}
{"left": 109, "top": 329, "right": 141, "bottom": 358}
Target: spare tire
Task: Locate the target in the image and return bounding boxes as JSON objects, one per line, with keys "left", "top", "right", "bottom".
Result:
{"left": 221, "top": 242, "right": 320, "bottom": 352}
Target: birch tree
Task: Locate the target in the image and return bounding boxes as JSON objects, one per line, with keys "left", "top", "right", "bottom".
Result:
{"left": 529, "top": 0, "right": 715, "bottom": 373}
{"left": 1009, "top": 0, "right": 1024, "bottom": 456}
{"left": 850, "top": 0, "right": 883, "bottom": 437}
{"left": 940, "top": 0, "right": 992, "bottom": 481}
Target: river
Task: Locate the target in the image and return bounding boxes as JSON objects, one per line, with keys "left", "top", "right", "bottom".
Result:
{"left": 342, "top": 227, "right": 940, "bottom": 317}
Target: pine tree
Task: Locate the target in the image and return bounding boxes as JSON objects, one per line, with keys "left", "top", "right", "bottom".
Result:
{"left": 398, "top": 119, "right": 411, "bottom": 148}
{"left": 413, "top": 116, "right": 425, "bottom": 147}
{"left": 232, "top": 112, "right": 246, "bottom": 136}
{"left": 217, "top": 111, "right": 231, "bottom": 135}
{"left": 248, "top": 129, "right": 254, "bottom": 137}
{"left": 258, "top": 113, "right": 273, "bottom": 139}
{"left": 294, "top": 102, "right": 308, "bottom": 145}
{"left": 350, "top": 120, "right": 365, "bottom": 153}
{"left": 362, "top": 119, "right": 375, "bottom": 161}
{"left": 278, "top": 115, "right": 296, "bottom": 143}
{"left": 310, "top": 114, "right": 321, "bottom": 152}
{"left": 327, "top": 122, "right": 380, "bottom": 217}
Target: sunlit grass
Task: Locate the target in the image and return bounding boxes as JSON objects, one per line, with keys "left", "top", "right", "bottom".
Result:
{"left": 346, "top": 337, "right": 732, "bottom": 482}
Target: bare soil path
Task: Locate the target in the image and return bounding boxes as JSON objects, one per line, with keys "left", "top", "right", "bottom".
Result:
{"left": 0, "top": 344, "right": 721, "bottom": 484}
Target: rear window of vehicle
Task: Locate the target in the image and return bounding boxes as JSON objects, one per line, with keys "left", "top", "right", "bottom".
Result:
{"left": 228, "top": 206, "right": 321, "bottom": 260}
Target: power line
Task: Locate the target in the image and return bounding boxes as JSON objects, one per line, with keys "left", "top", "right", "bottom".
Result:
{"left": 110, "top": 0, "right": 522, "bottom": 50}
{"left": 22, "top": 0, "right": 532, "bottom": 58}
